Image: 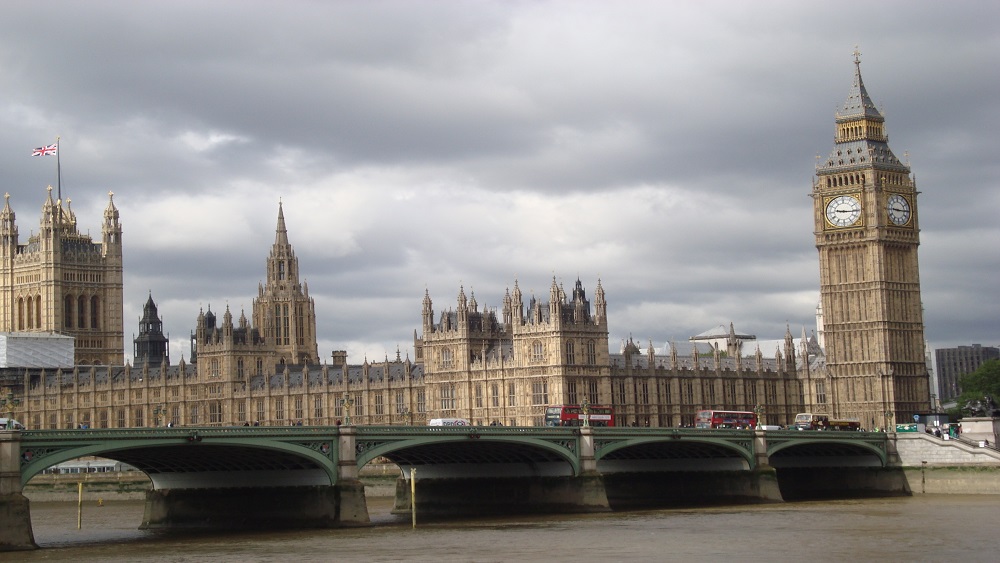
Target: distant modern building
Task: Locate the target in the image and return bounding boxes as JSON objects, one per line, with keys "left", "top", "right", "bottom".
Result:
{"left": 935, "top": 344, "right": 1000, "bottom": 400}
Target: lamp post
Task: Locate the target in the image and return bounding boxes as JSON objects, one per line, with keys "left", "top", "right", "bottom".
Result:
{"left": 753, "top": 404, "right": 765, "bottom": 430}
{"left": 581, "top": 398, "right": 590, "bottom": 428}
{"left": 884, "top": 410, "right": 893, "bottom": 433}
{"left": 0, "top": 392, "right": 21, "bottom": 422}
{"left": 343, "top": 394, "right": 354, "bottom": 426}
{"left": 153, "top": 405, "right": 165, "bottom": 427}
{"left": 400, "top": 406, "right": 409, "bottom": 426}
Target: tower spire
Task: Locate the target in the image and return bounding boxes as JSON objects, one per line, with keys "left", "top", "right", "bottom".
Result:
{"left": 275, "top": 200, "right": 289, "bottom": 246}
{"left": 838, "top": 46, "right": 881, "bottom": 121}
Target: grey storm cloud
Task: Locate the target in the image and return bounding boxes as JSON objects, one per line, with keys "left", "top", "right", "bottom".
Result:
{"left": 0, "top": 1, "right": 997, "bottom": 366}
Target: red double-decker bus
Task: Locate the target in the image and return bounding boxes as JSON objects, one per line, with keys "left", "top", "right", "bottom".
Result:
{"left": 544, "top": 405, "right": 615, "bottom": 427}
{"left": 695, "top": 410, "right": 756, "bottom": 429}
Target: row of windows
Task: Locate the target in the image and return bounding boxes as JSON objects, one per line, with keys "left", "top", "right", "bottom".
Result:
{"left": 63, "top": 272, "right": 103, "bottom": 283}
{"left": 438, "top": 339, "right": 600, "bottom": 368}
{"left": 265, "top": 302, "right": 310, "bottom": 347}
{"left": 566, "top": 380, "right": 600, "bottom": 406}
{"left": 837, "top": 122, "right": 883, "bottom": 141}
{"left": 16, "top": 296, "right": 42, "bottom": 329}
{"left": 36, "top": 391, "right": 431, "bottom": 429}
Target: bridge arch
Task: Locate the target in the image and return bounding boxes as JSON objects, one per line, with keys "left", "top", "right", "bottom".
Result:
{"left": 595, "top": 435, "right": 756, "bottom": 472}
{"left": 767, "top": 437, "right": 887, "bottom": 468}
{"left": 355, "top": 429, "right": 581, "bottom": 478}
{"left": 19, "top": 431, "right": 339, "bottom": 489}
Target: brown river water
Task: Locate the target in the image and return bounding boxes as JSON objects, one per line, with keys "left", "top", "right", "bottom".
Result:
{"left": 15, "top": 495, "right": 1000, "bottom": 562}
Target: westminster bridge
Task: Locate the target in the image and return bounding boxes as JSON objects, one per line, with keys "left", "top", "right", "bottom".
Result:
{"left": 0, "top": 425, "right": 902, "bottom": 551}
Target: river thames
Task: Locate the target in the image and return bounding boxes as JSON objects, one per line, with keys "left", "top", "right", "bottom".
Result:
{"left": 17, "top": 495, "right": 998, "bottom": 562}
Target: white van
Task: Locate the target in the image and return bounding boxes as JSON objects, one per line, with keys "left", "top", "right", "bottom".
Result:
{"left": 428, "top": 418, "right": 471, "bottom": 426}
{"left": 0, "top": 418, "right": 25, "bottom": 430}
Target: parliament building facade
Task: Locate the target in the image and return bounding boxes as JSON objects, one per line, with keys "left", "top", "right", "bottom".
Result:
{"left": 4, "top": 56, "right": 930, "bottom": 431}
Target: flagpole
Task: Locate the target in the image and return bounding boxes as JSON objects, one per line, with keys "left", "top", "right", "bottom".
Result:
{"left": 56, "top": 136, "right": 62, "bottom": 204}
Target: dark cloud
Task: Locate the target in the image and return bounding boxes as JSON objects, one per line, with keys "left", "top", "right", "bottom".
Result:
{"left": 1, "top": 1, "right": 996, "bottom": 369}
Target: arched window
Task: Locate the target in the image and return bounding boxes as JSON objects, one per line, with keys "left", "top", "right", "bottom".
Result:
{"left": 531, "top": 341, "right": 544, "bottom": 363}
{"left": 282, "top": 304, "right": 290, "bottom": 345}
{"left": 209, "top": 401, "right": 223, "bottom": 424}
{"left": 274, "top": 304, "right": 282, "bottom": 341}
{"left": 64, "top": 295, "right": 73, "bottom": 328}
{"left": 91, "top": 296, "right": 100, "bottom": 328}
{"left": 35, "top": 297, "right": 41, "bottom": 328}
{"left": 77, "top": 295, "right": 86, "bottom": 329}
{"left": 17, "top": 298, "right": 24, "bottom": 330}
{"left": 586, "top": 340, "right": 597, "bottom": 364}
{"left": 565, "top": 341, "right": 575, "bottom": 365}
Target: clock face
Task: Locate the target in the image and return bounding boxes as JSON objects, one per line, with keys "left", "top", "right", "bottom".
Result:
{"left": 886, "top": 193, "right": 911, "bottom": 226}
{"left": 825, "top": 195, "right": 862, "bottom": 228}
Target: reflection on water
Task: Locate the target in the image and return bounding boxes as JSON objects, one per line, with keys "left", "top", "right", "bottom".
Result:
{"left": 20, "top": 495, "right": 1000, "bottom": 562}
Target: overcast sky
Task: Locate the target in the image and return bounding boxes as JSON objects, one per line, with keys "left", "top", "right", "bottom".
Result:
{"left": 2, "top": 1, "right": 997, "bottom": 367}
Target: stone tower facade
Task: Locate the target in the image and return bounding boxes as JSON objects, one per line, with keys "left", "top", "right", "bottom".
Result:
{"left": 0, "top": 188, "right": 124, "bottom": 365}
{"left": 133, "top": 293, "right": 169, "bottom": 367}
{"left": 253, "top": 202, "right": 319, "bottom": 366}
{"left": 192, "top": 203, "right": 318, "bottom": 386}
{"left": 417, "top": 277, "right": 610, "bottom": 426}
{"left": 811, "top": 52, "right": 930, "bottom": 428}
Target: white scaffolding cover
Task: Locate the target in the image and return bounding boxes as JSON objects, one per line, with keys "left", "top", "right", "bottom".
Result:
{"left": 0, "top": 333, "right": 75, "bottom": 368}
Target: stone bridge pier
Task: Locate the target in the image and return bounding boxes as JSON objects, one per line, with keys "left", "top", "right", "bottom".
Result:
{"left": 0, "top": 431, "right": 36, "bottom": 552}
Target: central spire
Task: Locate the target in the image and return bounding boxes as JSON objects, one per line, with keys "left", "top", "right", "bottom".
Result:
{"left": 837, "top": 46, "right": 882, "bottom": 121}
{"left": 274, "top": 200, "right": 289, "bottom": 246}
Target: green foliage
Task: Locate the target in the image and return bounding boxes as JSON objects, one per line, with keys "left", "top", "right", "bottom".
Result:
{"left": 956, "top": 359, "right": 1000, "bottom": 404}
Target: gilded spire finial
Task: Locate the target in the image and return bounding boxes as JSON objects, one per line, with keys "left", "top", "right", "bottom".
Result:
{"left": 853, "top": 45, "right": 861, "bottom": 65}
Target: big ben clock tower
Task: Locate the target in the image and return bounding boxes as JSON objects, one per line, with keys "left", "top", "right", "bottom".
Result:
{"left": 813, "top": 50, "right": 930, "bottom": 429}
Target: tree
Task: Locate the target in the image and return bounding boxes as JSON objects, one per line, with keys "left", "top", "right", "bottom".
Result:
{"left": 956, "top": 359, "right": 1000, "bottom": 406}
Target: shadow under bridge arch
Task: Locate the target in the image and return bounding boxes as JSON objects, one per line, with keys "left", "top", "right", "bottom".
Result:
{"left": 22, "top": 437, "right": 339, "bottom": 490}
{"left": 356, "top": 435, "right": 581, "bottom": 479}
{"left": 767, "top": 437, "right": 888, "bottom": 468}
{"left": 595, "top": 436, "right": 756, "bottom": 473}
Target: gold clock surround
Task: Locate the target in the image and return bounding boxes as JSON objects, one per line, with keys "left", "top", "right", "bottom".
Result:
{"left": 824, "top": 193, "right": 863, "bottom": 229}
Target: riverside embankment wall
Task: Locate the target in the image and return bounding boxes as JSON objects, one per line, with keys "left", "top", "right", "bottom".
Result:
{"left": 894, "top": 432, "right": 1000, "bottom": 494}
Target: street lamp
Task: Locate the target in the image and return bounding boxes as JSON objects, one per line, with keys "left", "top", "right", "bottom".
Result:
{"left": 0, "top": 392, "right": 21, "bottom": 422}
{"left": 884, "top": 410, "right": 893, "bottom": 433}
{"left": 753, "top": 404, "right": 766, "bottom": 430}
{"left": 153, "top": 404, "right": 165, "bottom": 427}
{"left": 581, "top": 398, "right": 590, "bottom": 428}
{"left": 343, "top": 394, "right": 354, "bottom": 426}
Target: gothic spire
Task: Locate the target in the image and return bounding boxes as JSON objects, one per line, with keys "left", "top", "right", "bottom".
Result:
{"left": 275, "top": 200, "right": 289, "bottom": 246}
{"left": 837, "top": 47, "right": 882, "bottom": 122}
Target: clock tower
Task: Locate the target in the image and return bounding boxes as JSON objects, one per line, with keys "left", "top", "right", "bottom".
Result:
{"left": 812, "top": 50, "right": 930, "bottom": 429}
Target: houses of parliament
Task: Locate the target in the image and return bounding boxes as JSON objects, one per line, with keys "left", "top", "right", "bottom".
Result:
{"left": 1, "top": 56, "right": 931, "bottom": 432}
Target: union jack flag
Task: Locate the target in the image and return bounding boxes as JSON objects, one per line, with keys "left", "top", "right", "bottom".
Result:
{"left": 32, "top": 144, "right": 58, "bottom": 156}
